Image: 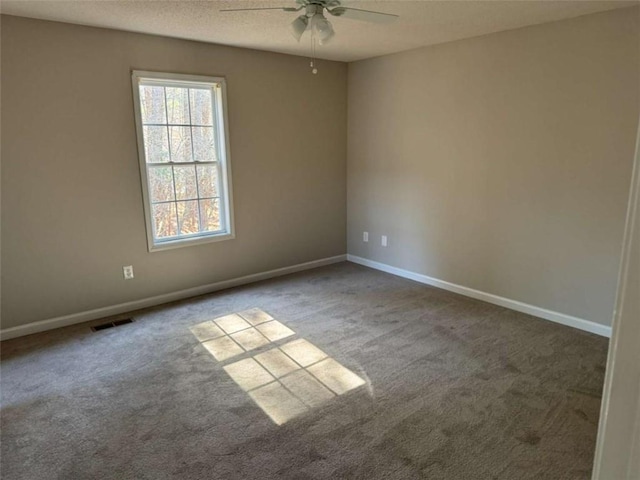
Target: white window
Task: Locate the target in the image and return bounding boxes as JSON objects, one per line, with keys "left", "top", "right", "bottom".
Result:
{"left": 131, "top": 71, "right": 234, "bottom": 251}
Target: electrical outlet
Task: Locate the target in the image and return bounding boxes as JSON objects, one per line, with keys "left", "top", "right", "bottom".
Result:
{"left": 381, "top": 235, "right": 388, "bottom": 247}
{"left": 363, "top": 231, "right": 369, "bottom": 242}
{"left": 123, "top": 265, "right": 134, "bottom": 280}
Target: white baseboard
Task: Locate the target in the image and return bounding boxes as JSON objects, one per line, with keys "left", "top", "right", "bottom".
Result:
{"left": 0, "top": 255, "right": 347, "bottom": 341}
{"left": 347, "top": 254, "right": 612, "bottom": 338}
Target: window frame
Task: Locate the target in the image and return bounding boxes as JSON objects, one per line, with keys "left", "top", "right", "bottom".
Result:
{"left": 131, "top": 70, "right": 235, "bottom": 252}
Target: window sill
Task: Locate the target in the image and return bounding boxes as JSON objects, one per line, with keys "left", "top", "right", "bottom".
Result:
{"left": 149, "top": 231, "right": 235, "bottom": 252}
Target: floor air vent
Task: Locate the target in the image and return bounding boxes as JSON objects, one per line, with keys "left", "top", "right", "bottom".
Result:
{"left": 91, "top": 318, "right": 133, "bottom": 332}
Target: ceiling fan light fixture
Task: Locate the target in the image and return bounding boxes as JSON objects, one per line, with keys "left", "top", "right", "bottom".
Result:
{"left": 221, "top": 1, "right": 399, "bottom": 50}
{"left": 290, "top": 15, "right": 309, "bottom": 42}
{"left": 310, "top": 13, "right": 334, "bottom": 45}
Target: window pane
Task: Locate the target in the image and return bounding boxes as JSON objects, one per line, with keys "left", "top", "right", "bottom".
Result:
{"left": 200, "top": 198, "right": 221, "bottom": 232}
{"left": 177, "top": 200, "right": 200, "bottom": 235}
{"left": 193, "top": 127, "right": 217, "bottom": 162}
{"left": 153, "top": 202, "right": 178, "bottom": 238}
{"left": 189, "top": 88, "right": 213, "bottom": 125}
{"left": 197, "top": 164, "right": 218, "bottom": 198}
{"left": 140, "top": 86, "right": 167, "bottom": 124}
{"left": 143, "top": 126, "right": 170, "bottom": 163}
{"left": 174, "top": 165, "right": 197, "bottom": 200}
{"left": 165, "top": 87, "right": 190, "bottom": 125}
{"left": 148, "top": 166, "right": 175, "bottom": 202}
{"left": 169, "top": 126, "right": 193, "bottom": 162}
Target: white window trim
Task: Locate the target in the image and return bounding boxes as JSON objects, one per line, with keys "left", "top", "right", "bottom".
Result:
{"left": 131, "top": 70, "right": 235, "bottom": 252}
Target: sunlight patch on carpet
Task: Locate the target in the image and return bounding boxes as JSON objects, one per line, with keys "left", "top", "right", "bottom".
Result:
{"left": 190, "top": 308, "right": 366, "bottom": 425}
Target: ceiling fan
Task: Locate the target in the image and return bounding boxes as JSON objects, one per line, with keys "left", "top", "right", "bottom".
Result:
{"left": 220, "top": 0, "right": 399, "bottom": 45}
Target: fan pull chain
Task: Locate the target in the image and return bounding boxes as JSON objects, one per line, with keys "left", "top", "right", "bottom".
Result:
{"left": 310, "top": 29, "right": 318, "bottom": 74}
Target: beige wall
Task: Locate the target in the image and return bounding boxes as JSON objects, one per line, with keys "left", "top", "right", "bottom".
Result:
{"left": 0, "top": 15, "right": 347, "bottom": 330}
{"left": 347, "top": 7, "right": 639, "bottom": 326}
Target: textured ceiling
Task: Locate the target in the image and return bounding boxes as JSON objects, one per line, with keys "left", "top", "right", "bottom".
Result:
{"left": 1, "top": 0, "right": 636, "bottom": 62}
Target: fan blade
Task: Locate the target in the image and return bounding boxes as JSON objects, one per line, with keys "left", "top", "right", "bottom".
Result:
{"left": 220, "top": 6, "right": 302, "bottom": 12}
{"left": 327, "top": 6, "right": 398, "bottom": 24}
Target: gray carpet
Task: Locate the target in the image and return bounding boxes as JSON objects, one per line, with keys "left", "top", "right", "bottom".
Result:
{"left": 0, "top": 262, "right": 608, "bottom": 479}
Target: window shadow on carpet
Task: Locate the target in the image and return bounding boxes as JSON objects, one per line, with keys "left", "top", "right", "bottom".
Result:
{"left": 190, "top": 308, "right": 366, "bottom": 425}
